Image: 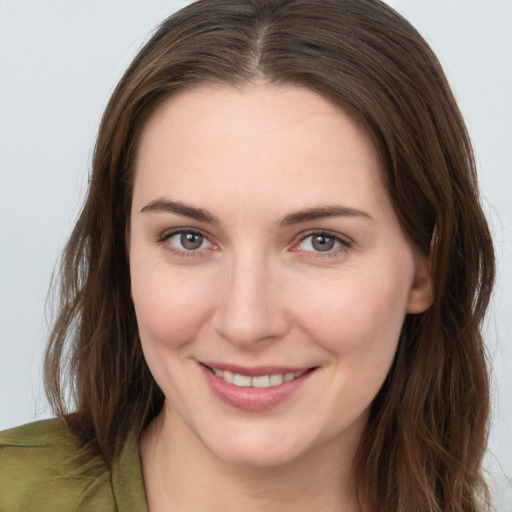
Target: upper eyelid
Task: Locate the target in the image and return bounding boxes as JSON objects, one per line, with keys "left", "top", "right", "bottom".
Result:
{"left": 156, "top": 227, "right": 352, "bottom": 249}
{"left": 159, "top": 228, "right": 215, "bottom": 256}
{"left": 297, "top": 229, "right": 352, "bottom": 245}
{"left": 159, "top": 226, "right": 211, "bottom": 242}
{"left": 157, "top": 228, "right": 212, "bottom": 251}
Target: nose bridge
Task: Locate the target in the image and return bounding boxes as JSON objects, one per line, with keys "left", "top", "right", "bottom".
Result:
{"left": 213, "top": 248, "right": 290, "bottom": 346}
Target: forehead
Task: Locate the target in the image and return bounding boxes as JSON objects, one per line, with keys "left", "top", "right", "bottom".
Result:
{"left": 133, "top": 83, "right": 387, "bottom": 218}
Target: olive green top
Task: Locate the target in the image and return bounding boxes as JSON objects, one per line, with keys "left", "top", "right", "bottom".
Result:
{"left": 0, "top": 418, "right": 148, "bottom": 511}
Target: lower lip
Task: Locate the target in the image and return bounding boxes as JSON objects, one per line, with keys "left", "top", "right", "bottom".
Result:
{"left": 201, "top": 365, "right": 314, "bottom": 412}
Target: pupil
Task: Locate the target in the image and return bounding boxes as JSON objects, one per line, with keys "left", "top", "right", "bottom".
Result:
{"left": 312, "top": 235, "right": 334, "bottom": 252}
{"left": 181, "top": 232, "right": 203, "bottom": 250}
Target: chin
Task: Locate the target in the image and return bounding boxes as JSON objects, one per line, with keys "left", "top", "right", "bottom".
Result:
{"left": 195, "top": 417, "right": 340, "bottom": 469}
{"left": 209, "top": 437, "right": 308, "bottom": 468}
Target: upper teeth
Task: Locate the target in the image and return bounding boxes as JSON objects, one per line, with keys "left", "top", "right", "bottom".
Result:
{"left": 213, "top": 369, "right": 305, "bottom": 388}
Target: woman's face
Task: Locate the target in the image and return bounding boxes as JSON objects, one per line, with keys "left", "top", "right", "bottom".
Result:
{"left": 129, "top": 83, "right": 431, "bottom": 467}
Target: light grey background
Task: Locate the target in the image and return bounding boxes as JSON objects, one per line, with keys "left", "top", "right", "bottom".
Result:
{"left": 1, "top": 0, "right": 511, "bottom": 508}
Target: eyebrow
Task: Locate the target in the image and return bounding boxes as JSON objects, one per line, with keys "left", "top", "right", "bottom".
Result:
{"left": 279, "top": 205, "right": 374, "bottom": 226}
{"left": 140, "top": 198, "right": 374, "bottom": 225}
{"left": 140, "top": 199, "right": 217, "bottom": 223}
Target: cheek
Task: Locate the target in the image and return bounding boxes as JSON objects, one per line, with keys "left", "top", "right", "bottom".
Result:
{"left": 131, "top": 264, "right": 218, "bottom": 408}
{"left": 131, "top": 263, "right": 215, "bottom": 350}
{"left": 292, "top": 265, "right": 412, "bottom": 367}
{"left": 292, "top": 269, "right": 413, "bottom": 426}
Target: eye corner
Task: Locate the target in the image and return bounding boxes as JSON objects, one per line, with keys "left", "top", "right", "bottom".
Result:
{"left": 290, "top": 229, "right": 353, "bottom": 259}
{"left": 157, "top": 227, "right": 220, "bottom": 259}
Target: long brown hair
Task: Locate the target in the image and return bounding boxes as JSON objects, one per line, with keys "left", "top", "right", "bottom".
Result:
{"left": 44, "top": 1, "right": 495, "bottom": 510}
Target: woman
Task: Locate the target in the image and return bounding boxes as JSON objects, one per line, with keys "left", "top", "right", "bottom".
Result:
{"left": 0, "top": 1, "right": 495, "bottom": 511}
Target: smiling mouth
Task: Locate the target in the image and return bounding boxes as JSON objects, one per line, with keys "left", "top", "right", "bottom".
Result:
{"left": 203, "top": 365, "right": 312, "bottom": 389}
{"left": 201, "top": 363, "right": 317, "bottom": 411}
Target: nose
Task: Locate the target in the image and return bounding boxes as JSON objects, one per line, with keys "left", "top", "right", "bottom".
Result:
{"left": 212, "top": 254, "right": 291, "bottom": 348}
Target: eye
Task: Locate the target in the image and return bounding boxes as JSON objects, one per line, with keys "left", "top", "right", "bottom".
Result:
{"left": 165, "top": 230, "right": 213, "bottom": 252}
{"left": 295, "top": 231, "right": 351, "bottom": 254}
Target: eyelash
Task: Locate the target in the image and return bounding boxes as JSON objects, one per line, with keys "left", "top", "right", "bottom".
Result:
{"left": 294, "top": 230, "right": 352, "bottom": 258}
{"left": 157, "top": 228, "right": 352, "bottom": 259}
{"left": 157, "top": 228, "right": 215, "bottom": 258}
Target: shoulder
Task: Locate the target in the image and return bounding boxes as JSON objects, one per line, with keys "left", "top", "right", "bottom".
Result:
{"left": 0, "top": 417, "right": 74, "bottom": 448}
{"left": 0, "top": 418, "right": 116, "bottom": 511}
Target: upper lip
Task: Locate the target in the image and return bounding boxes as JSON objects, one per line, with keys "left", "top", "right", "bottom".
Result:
{"left": 200, "top": 361, "right": 315, "bottom": 377}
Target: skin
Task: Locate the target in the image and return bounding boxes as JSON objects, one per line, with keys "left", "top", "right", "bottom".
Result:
{"left": 130, "top": 83, "right": 432, "bottom": 512}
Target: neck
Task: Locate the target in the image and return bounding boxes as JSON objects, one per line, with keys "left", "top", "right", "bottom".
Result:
{"left": 139, "top": 406, "right": 360, "bottom": 512}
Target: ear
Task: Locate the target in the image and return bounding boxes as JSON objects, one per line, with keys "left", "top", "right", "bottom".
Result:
{"left": 406, "top": 252, "right": 433, "bottom": 314}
